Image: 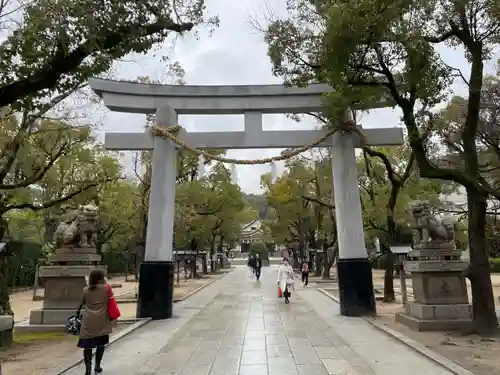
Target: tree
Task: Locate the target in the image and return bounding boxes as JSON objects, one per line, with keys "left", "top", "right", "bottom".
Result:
{"left": 249, "top": 242, "right": 269, "bottom": 260}
{"left": 263, "top": 153, "right": 337, "bottom": 276}
{"left": 97, "top": 179, "right": 141, "bottom": 253}
{"left": 0, "top": 116, "right": 118, "bottom": 236}
{"left": 359, "top": 145, "right": 455, "bottom": 301}
{"left": 174, "top": 162, "right": 248, "bottom": 264}
{"left": 132, "top": 148, "right": 228, "bottom": 264}
{"left": 0, "top": 0, "right": 216, "bottom": 111}
{"left": 263, "top": 159, "right": 316, "bottom": 260}
{"left": 0, "top": 115, "right": 118, "bottom": 316}
{"left": 243, "top": 193, "right": 276, "bottom": 220}
{"left": 264, "top": 0, "right": 500, "bottom": 333}
{"left": 435, "top": 73, "right": 500, "bottom": 256}
{"left": 5, "top": 211, "right": 44, "bottom": 244}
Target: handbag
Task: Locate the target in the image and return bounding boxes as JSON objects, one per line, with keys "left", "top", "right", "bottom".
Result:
{"left": 277, "top": 285, "right": 283, "bottom": 298}
{"left": 67, "top": 303, "right": 82, "bottom": 335}
{"left": 107, "top": 284, "right": 121, "bottom": 321}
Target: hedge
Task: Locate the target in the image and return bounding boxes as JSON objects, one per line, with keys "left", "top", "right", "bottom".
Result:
{"left": 6, "top": 241, "right": 42, "bottom": 288}
{"left": 4, "top": 241, "right": 133, "bottom": 290}
{"left": 373, "top": 257, "right": 500, "bottom": 273}
{"left": 249, "top": 242, "right": 269, "bottom": 260}
{"left": 490, "top": 258, "right": 500, "bottom": 273}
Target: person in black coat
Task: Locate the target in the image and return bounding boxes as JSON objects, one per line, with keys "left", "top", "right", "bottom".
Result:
{"left": 300, "top": 257, "right": 310, "bottom": 286}
{"left": 254, "top": 253, "right": 262, "bottom": 280}
{"left": 248, "top": 255, "right": 256, "bottom": 274}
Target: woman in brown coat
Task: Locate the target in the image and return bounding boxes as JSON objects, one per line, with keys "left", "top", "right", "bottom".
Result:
{"left": 78, "top": 268, "right": 113, "bottom": 375}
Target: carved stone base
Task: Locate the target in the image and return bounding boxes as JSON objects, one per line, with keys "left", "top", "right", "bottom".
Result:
{"left": 51, "top": 247, "right": 101, "bottom": 264}
{"left": 405, "top": 260, "right": 468, "bottom": 273}
{"left": 413, "top": 241, "right": 455, "bottom": 250}
{"left": 29, "top": 309, "right": 76, "bottom": 325}
{"left": 42, "top": 276, "right": 87, "bottom": 310}
{"left": 408, "top": 249, "right": 463, "bottom": 258}
{"left": 411, "top": 270, "right": 468, "bottom": 305}
{"left": 38, "top": 265, "right": 106, "bottom": 311}
{"left": 400, "top": 262, "right": 472, "bottom": 331}
{"left": 38, "top": 265, "right": 103, "bottom": 278}
{"left": 0, "top": 315, "right": 13, "bottom": 347}
{"left": 395, "top": 312, "right": 472, "bottom": 332}
{"left": 406, "top": 302, "right": 472, "bottom": 320}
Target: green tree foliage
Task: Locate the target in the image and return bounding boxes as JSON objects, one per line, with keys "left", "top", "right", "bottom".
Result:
{"left": 0, "top": 114, "right": 121, "bottom": 316}
{"left": 264, "top": 0, "right": 500, "bottom": 333}
{"left": 97, "top": 179, "right": 141, "bottom": 254}
{"left": 0, "top": 0, "right": 216, "bottom": 111}
{"left": 263, "top": 154, "right": 337, "bottom": 276}
{"left": 0, "top": 116, "right": 119, "bottom": 238}
{"left": 435, "top": 72, "right": 500, "bottom": 256}
{"left": 249, "top": 242, "right": 269, "bottom": 260}
{"left": 174, "top": 162, "right": 250, "bottom": 255}
{"left": 360, "top": 145, "right": 457, "bottom": 301}
{"left": 5, "top": 211, "right": 44, "bottom": 244}
{"left": 243, "top": 193, "right": 275, "bottom": 220}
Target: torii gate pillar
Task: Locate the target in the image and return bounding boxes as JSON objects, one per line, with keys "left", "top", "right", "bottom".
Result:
{"left": 331, "top": 130, "right": 375, "bottom": 316}
{"left": 137, "top": 106, "right": 178, "bottom": 320}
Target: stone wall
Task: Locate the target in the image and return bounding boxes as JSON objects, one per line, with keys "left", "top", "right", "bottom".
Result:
{"left": 0, "top": 315, "right": 13, "bottom": 347}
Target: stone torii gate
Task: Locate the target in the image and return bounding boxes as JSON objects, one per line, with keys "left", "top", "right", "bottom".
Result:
{"left": 89, "top": 78, "right": 403, "bottom": 319}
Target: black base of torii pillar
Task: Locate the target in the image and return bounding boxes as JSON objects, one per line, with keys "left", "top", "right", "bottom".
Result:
{"left": 337, "top": 258, "right": 376, "bottom": 316}
{"left": 136, "top": 261, "right": 175, "bottom": 320}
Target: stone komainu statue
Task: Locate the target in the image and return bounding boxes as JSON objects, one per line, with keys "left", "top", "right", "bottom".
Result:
{"left": 53, "top": 204, "right": 100, "bottom": 249}
{"left": 410, "top": 200, "right": 455, "bottom": 245}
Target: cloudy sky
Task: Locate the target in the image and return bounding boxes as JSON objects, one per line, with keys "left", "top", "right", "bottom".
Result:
{"left": 98, "top": 0, "right": 497, "bottom": 194}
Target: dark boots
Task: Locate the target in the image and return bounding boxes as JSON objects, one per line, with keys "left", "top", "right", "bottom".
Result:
{"left": 284, "top": 287, "right": 290, "bottom": 304}
{"left": 83, "top": 349, "right": 92, "bottom": 375}
{"left": 83, "top": 346, "right": 105, "bottom": 374}
{"left": 95, "top": 346, "right": 105, "bottom": 373}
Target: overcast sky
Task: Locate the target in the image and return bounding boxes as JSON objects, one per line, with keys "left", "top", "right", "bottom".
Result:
{"left": 98, "top": 0, "right": 497, "bottom": 194}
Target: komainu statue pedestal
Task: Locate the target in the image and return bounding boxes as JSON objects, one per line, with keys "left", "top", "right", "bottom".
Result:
{"left": 0, "top": 315, "right": 13, "bottom": 347}
{"left": 29, "top": 249, "right": 106, "bottom": 325}
{"left": 29, "top": 204, "right": 106, "bottom": 326}
{"left": 395, "top": 201, "right": 472, "bottom": 331}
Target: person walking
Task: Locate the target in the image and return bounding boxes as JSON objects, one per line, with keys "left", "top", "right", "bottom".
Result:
{"left": 78, "top": 268, "right": 114, "bottom": 375}
{"left": 301, "top": 257, "right": 310, "bottom": 286}
{"left": 247, "top": 255, "right": 253, "bottom": 274}
{"left": 277, "top": 258, "right": 295, "bottom": 304}
{"left": 250, "top": 255, "right": 257, "bottom": 275}
{"left": 254, "top": 253, "right": 262, "bottom": 280}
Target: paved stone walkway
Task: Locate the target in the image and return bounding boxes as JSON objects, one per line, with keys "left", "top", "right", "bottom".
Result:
{"left": 61, "top": 267, "right": 452, "bottom": 375}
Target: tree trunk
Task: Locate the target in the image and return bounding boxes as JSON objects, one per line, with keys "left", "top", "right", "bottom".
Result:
{"left": 314, "top": 253, "right": 322, "bottom": 277}
{"left": 190, "top": 239, "right": 199, "bottom": 278}
{"left": 383, "top": 215, "right": 397, "bottom": 302}
{"left": 321, "top": 242, "right": 330, "bottom": 280}
{"left": 0, "top": 215, "right": 12, "bottom": 316}
{"left": 383, "top": 249, "right": 395, "bottom": 302}
{"left": 467, "top": 191, "right": 498, "bottom": 333}
{"left": 210, "top": 235, "right": 216, "bottom": 273}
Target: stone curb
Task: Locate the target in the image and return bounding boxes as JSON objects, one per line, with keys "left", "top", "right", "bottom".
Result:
{"left": 176, "top": 270, "right": 230, "bottom": 302}
{"left": 45, "top": 270, "right": 231, "bottom": 375}
{"left": 316, "top": 288, "right": 474, "bottom": 375}
{"left": 44, "top": 318, "right": 152, "bottom": 375}
{"left": 115, "top": 271, "right": 231, "bottom": 305}
{"left": 293, "top": 271, "right": 337, "bottom": 284}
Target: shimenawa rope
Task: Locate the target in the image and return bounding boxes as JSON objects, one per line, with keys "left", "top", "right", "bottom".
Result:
{"left": 149, "top": 120, "right": 364, "bottom": 165}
